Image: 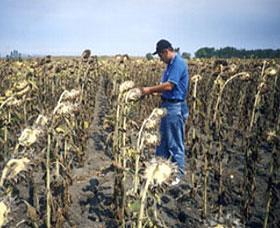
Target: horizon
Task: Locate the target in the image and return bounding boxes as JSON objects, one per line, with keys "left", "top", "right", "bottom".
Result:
{"left": 2, "top": 46, "right": 280, "bottom": 58}
{"left": 1, "top": 0, "right": 280, "bottom": 56}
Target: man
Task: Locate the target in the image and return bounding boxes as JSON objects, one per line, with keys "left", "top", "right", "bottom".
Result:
{"left": 141, "top": 39, "right": 189, "bottom": 185}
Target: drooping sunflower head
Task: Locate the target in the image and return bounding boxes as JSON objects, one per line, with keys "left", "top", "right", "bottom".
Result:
{"left": 18, "top": 128, "right": 42, "bottom": 147}
{"left": 144, "top": 158, "right": 178, "bottom": 187}
{"left": 0, "top": 200, "right": 10, "bottom": 227}
{"left": 153, "top": 108, "right": 167, "bottom": 118}
{"left": 191, "top": 74, "right": 202, "bottom": 82}
{"left": 125, "top": 88, "right": 142, "bottom": 103}
{"left": 265, "top": 67, "right": 278, "bottom": 77}
{"left": 0, "top": 157, "right": 31, "bottom": 187}
{"left": 143, "top": 133, "right": 160, "bottom": 147}
{"left": 119, "top": 80, "right": 135, "bottom": 94}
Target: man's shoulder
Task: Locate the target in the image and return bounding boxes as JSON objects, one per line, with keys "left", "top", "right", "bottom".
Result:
{"left": 174, "top": 54, "right": 187, "bottom": 68}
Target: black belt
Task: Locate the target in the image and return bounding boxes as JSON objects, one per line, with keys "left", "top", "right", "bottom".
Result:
{"left": 161, "top": 97, "right": 184, "bottom": 103}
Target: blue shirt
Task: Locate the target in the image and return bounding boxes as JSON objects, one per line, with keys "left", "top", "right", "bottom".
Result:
{"left": 161, "top": 54, "right": 189, "bottom": 101}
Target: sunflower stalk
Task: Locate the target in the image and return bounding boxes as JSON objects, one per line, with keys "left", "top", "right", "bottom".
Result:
{"left": 138, "top": 174, "right": 153, "bottom": 228}
{"left": 212, "top": 72, "right": 250, "bottom": 218}
{"left": 190, "top": 75, "right": 200, "bottom": 192}
{"left": 46, "top": 132, "right": 52, "bottom": 228}
{"left": 203, "top": 71, "right": 223, "bottom": 218}
{"left": 243, "top": 61, "right": 277, "bottom": 219}
{"left": 263, "top": 146, "right": 275, "bottom": 228}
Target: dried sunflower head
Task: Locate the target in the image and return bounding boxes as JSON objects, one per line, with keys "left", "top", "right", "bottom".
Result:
{"left": 60, "top": 89, "right": 81, "bottom": 102}
{"left": 144, "top": 158, "right": 177, "bottom": 186}
{"left": 0, "top": 158, "right": 30, "bottom": 187}
{"left": 18, "top": 128, "right": 42, "bottom": 147}
{"left": 0, "top": 201, "right": 10, "bottom": 227}
{"left": 125, "top": 87, "right": 143, "bottom": 103}
{"left": 34, "top": 114, "right": 48, "bottom": 127}
{"left": 143, "top": 133, "right": 159, "bottom": 146}
{"left": 53, "top": 102, "right": 79, "bottom": 116}
{"left": 119, "top": 81, "right": 135, "bottom": 94}
{"left": 258, "top": 82, "right": 268, "bottom": 94}
{"left": 6, "top": 97, "right": 24, "bottom": 107}
{"left": 145, "top": 118, "right": 158, "bottom": 130}
{"left": 229, "top": 64, "right": 238, "bottom": 73}
{"left": 153, "top": 108, "right": 167, "bottom": 118}
{"left": 265, "top": 67, "right": 278, "bottom": 77}
{"left": 214, "top": 77, "right": 225, "bottom": 88}
{"left": 267, "top": 130, "right": 278, "bottom": 143}
{"left": 191, "top": 74, "right": 202, "bottom": 82}
{"left": 15, "top": 80, "right": 29, "bottom": 91}
{"left": 240, "top": 73, "right": 251, "bottom": 81}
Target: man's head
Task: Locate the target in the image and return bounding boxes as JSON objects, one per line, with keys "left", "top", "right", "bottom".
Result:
{"left": 153, "top": 39, "right": 175, "bottom": 64}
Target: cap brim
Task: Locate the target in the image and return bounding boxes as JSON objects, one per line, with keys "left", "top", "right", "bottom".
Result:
{"left": 152, "top": 51, "right": 158, "bottom": 55}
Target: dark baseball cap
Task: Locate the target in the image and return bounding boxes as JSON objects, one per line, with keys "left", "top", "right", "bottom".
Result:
{"left": 153, "top": 39, "right": 173, "bottom": 55}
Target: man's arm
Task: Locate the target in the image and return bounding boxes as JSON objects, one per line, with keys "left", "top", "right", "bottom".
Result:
{"left": 142, "top": 82, "right": 174, "bottom": 96}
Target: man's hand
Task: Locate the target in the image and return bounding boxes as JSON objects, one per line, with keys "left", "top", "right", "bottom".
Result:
{"left": 141, "top": 82, "right": 174, "bottom": 96}
{"left": 141, "top": 87, "right": 151, "bottom": 95}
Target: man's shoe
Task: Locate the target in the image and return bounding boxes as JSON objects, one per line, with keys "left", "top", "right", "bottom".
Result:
{"left": 171, "top": 177, "right": 180, "bottom": 186}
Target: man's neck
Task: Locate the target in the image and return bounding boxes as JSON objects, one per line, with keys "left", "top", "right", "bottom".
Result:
{"left": 167, "top": 52, "right": 176, "bottom": 64}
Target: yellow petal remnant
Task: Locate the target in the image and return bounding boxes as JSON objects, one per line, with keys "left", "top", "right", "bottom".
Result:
{"left": 265, "top": 67, "right": 278, "bottom": 76}
{"left": 34, "top": 114, "right": 48, "bottom": 127}
{"left": 153, "top": 108, "right": 167, "bottom": 118}
{"left": 144, "top": 159, "right": 176, "bottom": 185}
{"left": 119, "top": 80, "right": 135, "bottom": 93}
{"left": 143, "top": 133, "right": 159, "bottom": 146}
{"left": 145, "top": 118, "right": 158, "bottom": 129}
{"left": 18, "top": 128, "right": 41, "bottom": 147}
{"left": 84, "top": 121, "right": 90, "bottom": 129}
{"left": 240, "top": 73, "right": 251, "bottom": 81}
{"left": 61, "top": 89, "right": 81, "bottom": 102}
{"left": 214, "top": 224, "right": 224, "bottom": 228}
{"left": 125, "top": 88, "right": 142, "bottom": 102}
{"left": 0, "top": 158, "right": 30, "bottom": 186}
{"left": 0, "top": 201, "right": 10, "bottom": 227}
{"left": 53, "top": 102, "right": 79, "bottom": 116}
{"left": 191, "top": 74, "right": 202, "bottom": 82}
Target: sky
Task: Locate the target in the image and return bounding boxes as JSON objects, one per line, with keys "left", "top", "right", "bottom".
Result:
{"left": 0, "top": 0, "right": 280, "bottom": 56}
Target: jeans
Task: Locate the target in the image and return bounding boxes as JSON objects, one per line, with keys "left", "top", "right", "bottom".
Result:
{"left": 156, "top": 101, "right": 189, "bottom": 177}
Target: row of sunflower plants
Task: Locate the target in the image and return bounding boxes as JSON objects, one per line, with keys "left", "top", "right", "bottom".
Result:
{"left": 0, "top": 51, "right": 100, "bottom": 227}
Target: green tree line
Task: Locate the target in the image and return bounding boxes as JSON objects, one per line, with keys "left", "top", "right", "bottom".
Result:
{"left": 194, "top": 47, "right": 280, "bottom": 58}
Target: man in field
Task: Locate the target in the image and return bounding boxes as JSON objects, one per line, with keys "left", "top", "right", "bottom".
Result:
{"left": 141, "top": 39, "right": 189, "bottom": 185}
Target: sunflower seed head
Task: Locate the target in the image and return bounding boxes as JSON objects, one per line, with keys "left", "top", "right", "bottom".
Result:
{"left": 145, "top": 118, "right": 158, "bottom": 130}
{"left": 240, "top": 73, "right": 251, "bottom": 81}
{"left": 214, "top": 77, "right": 225, "bottom": 88}
{"left": 153, "top": 108, "right": 167, "bottom": 118}
{"left": 15, "top": 80, "right": 29, "bottom": 91}
{"left": 6, "top": 97, "right": 24, "bottom": 107}
{"left": 229, "top": 64, "right": 238, "bottom": 73}
{"left": 34, "top": 114, "right": 48, "bottom": 127}
{"left": 0, "top": 158, "right": 30, "bottom": 187}
{"left": 61, "top": 89, "right": 81, "bottom": 102}
{"left": 265, "top": 67, "right": 278, "bottom": 77}
{"left": 119, "top": 81, "right": 135, "bottom": 93}
{"left": 258, "top": 82, "right": 268, "bottom": 94}
{"left": 267, "top": 130, "right": 278, "bottom": 143}
{"left": 143, "top": 133, "right": 159, "bottom": 146}
{"left": 125, "top": 88, "right": 142, "bottom": 102}
{"left": 18, "top": 128, "right": 42, "bottom": 147}
{"left": 214, "top": 224, "right": 224, "bottom": 228}
{"left": 53, "top": 102, "right": 79, "bottom": 116}
{"left": 144, "top": 158, "right": 177, "bottom": 186}
{"left": 191, "top": 74, "right": 202, "bottom": 82}
{"left": 0, "top": 201, "right": 10, "bottom": 227}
